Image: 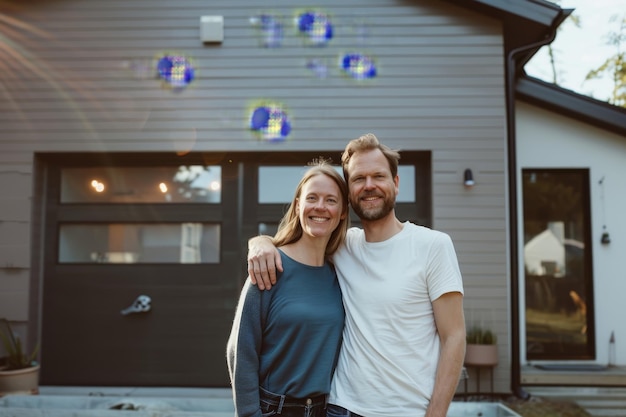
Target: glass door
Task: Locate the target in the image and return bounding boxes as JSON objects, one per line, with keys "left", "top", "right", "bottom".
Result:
{"left": 522, "top": 169, "right": 595, "bottom": 360}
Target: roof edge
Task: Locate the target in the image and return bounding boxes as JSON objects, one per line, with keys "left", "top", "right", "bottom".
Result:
{"left": 444, "top": 0, "right": 562, "bottom": 26}
{"left": 516, "top": 76, "right": 626, "bottom": 137}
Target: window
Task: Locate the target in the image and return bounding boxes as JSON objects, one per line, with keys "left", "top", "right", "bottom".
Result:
{"left": 522, "top": 169, "right": 595, "bottom": 360}
{"left": 58, "top": 223, "right": 220, "bottom": 264}
{"left": 256, "top": 164, "right": 419, "bottom": 235}
{"left": 61, "top": 166, "right": 222, "bottom": 203}
{"left": 258, "top": 165, "right": 416, "bottom": 203}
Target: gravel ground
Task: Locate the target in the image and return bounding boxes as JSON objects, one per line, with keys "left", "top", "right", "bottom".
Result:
{"left": 455, "top": 393, "right": 592, "bottom": 417}
{"left": 503, "top": 395, "right": 591, "bottom": 417}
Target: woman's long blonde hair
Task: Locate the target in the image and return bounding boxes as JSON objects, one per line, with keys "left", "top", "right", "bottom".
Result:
{"left": 272, "top": 159, "right": 350, "bottom": 258}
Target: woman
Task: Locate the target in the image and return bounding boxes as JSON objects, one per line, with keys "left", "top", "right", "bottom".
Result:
{"left": 227, "top": 159, "right": 350, "bottom": 417}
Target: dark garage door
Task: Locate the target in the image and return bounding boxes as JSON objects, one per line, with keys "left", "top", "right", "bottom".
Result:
{"left": 39, "top": 155, "right": 245, "bottom": 387}
{"left": 36, "top": 151, "right": 430, "bottom": 387}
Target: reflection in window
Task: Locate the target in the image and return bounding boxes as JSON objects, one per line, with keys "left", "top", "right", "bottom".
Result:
{"left": 61, "top": 166, "right": 221, "bottom": 203}
{"left": 522, "top": 169, "right": 594, "bottom": 360}
{"left": 59, "top": 223, "right": 220, "bottom": 264}
{"left": 259, "top": 223, "right": 279, "bottom": 237}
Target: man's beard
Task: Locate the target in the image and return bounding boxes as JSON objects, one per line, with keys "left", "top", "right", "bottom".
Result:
{"left": 350, "top": 193, "right": 395, "bottom": 221}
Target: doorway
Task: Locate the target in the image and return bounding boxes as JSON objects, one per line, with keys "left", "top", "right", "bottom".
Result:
{"left": 522, "top": 168, "right": 595, "bottom": 360}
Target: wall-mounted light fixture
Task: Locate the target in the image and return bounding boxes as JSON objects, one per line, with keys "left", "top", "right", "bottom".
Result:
{"left": 463, "top": 169, "right": 475, "bottom": 188}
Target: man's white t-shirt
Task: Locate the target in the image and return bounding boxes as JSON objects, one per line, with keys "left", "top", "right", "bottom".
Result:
{"left": 329, "top": 222, "right": 464, "bottom": 417}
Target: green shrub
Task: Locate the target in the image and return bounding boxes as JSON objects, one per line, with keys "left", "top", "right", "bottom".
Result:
{"left": 466, "top": 326, "right": 497, "bottom": 345}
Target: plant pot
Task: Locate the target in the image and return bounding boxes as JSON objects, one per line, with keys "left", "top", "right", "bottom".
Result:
{"left": 464, "top": 344, "right": 498, "bottom": 366}
{"left": 0, "top": 364, "right": 40, "bottom": 397}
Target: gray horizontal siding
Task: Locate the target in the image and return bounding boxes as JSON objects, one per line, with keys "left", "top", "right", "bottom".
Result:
{"left": 0, "top": 269, "right": 30, "bottom": 322}
{"left": 0, "top": 169, "right": 33, "bottom": 278}
{"left": 3, "top": 5, "right": 505, "bottom": 146}
{"left": 0, "top": 167, "right": 32, "bottom": 320}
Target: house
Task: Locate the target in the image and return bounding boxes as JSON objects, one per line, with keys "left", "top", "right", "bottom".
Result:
{"left": 0, "top": 0, "right": 624, "bottom": 394}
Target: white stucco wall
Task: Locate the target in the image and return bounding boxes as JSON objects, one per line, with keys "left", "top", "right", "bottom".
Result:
{"left": 516, "top": 100, "right": 626, "bottom": 366}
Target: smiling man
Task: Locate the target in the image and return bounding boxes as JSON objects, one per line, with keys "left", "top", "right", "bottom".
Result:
{"left": 248, "top": 133, "right": 466, "bottom": 417}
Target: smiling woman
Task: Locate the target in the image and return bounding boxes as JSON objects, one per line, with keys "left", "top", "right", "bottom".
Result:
{"left": 227, "top": 159, "right": 349, "bottom": 417}
{"left": 296, "top": 174, "right": 344, "bottom": 245}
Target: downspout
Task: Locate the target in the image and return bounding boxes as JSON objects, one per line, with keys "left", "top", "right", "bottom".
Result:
{"left": 505, "top": 10, "right": 565, "bottom": 400}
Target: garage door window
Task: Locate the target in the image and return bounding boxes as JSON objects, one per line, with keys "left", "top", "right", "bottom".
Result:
{"left": 258, "top": 165, "right": 416, "bottom": 203}
{"left": 61, "top": 166, "right": 222, "bottom": 203}
{"left": 58, "top": 223, "right": 220, "bottom": 264}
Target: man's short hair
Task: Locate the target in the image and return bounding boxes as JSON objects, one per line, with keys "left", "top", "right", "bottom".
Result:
{"left": 341, "top": 133, "right": 400, "bottom": 181}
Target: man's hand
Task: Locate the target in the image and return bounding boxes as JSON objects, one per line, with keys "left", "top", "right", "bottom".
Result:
{"left": 247, "top": 235, "right": 282, "bottom": 290}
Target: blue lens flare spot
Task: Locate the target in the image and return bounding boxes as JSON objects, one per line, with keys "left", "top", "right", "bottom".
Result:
{"left": 250, "top": 14, "right": 284, "bottom": 48}
{"left": 156, "top": 55, "right": 194, "bottom": 89}
{"left": 296, "top": 11, "right": 333, "bottom": 46}
{"left": 340, "top": 53, "right": 377, "bottom": 79}
{"left": 249, "top": 103, "right": 292, "bottom": 142}
{"left": 306, "top": 58, "right": 329, "bottom": 78}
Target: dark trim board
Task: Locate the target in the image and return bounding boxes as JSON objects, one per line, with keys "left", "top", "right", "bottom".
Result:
{"left": 516, "top": 76, "right": 626, "bottom": 137}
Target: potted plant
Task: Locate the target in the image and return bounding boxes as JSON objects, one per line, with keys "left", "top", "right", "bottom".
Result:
{"left": 464, "top": 325, "right": 498, "bottom": 366}
{"left": 0, "top": 318, "right": 40, "bottom": 396}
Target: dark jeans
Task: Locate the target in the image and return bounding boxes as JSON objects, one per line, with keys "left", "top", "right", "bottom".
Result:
{"left": 325, "top": 404, "right": 365, "bottom": 417}
{"left": 260, "top": 386, "right": 327, "bottom": 417}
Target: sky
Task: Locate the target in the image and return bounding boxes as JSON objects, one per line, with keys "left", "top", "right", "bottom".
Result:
{"left": 525, "top": 0, "right": 626, "bottom": 102}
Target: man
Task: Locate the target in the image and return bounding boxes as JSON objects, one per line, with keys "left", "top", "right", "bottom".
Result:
{"left": 248, "top": 133, "right": 466, "bottom": 417}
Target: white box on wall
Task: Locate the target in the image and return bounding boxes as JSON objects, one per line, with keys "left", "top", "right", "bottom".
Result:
{"left": 200, "top": 16, "right": 224, "bottom": 43}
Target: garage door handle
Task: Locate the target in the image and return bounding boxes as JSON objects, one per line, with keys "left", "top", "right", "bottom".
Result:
{"left": 121, "top": 295, "right": 152, "bottom": 316}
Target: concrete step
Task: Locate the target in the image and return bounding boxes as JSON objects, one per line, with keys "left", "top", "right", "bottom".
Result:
{"left": 0, "top": 389, "right": 235, "bottom": 417}
{"left": 1, "top": 394, "right": 233, "bottom": 411}
{"left": 525, "top": 386, "right": 626, "bottom": 417}
{"left": 0, "top": 410, "right": 233, "bottom": 417}
{"left": 580, "top": 399, "right": 626, "bottom": 417}
{"left": 0, "top": 399, "right": 522, "bottom": 417}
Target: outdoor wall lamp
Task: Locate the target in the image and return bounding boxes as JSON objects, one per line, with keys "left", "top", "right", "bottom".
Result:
{"left": 463, "top": 169, "right": 475, "bottom": 188}
{"left": 601, "top": 229, "right": 611, "bottom": 245}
